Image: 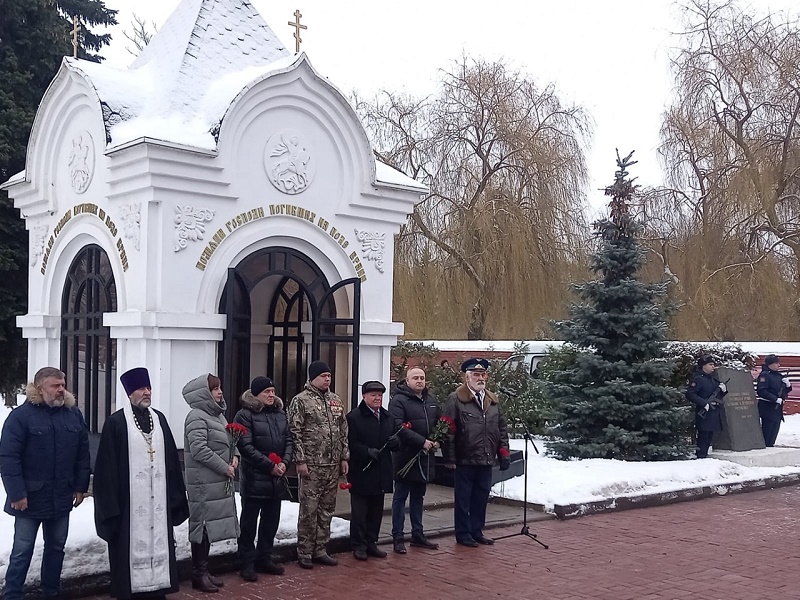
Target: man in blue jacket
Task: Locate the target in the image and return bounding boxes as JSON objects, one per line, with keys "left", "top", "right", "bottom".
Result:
{"left": 0, "top": 367, "right": 90, "bottom": 600}
{"left": 756, "top": 354, "right": 791, "bottom": 447}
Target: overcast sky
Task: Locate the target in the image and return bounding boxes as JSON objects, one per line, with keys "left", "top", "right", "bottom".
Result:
{"left": 99, "top": 0, "right": 798, "bottom": 208}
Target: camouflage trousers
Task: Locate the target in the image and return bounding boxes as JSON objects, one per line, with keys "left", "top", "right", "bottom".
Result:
{"left": 297, "top": 464, "right": 340, "bottom": 559}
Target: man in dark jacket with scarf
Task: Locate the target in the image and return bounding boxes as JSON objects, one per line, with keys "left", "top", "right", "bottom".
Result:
{"left": 443, "top": 358, "right": 510, "bottom": 548}
{"left": 756, "top": 354, "right": 791, "bottom": 447}
{"left": 346, "top": 381, "right": 398, "bottom": 560}
{"left": 388, "top": 367, "right": 441, "bottom": 554}
{"left": 685, "top": 355, "right": 727, "bottom": 458}
{"left": 234, "top": 376, "right": 294, "bottom": 581}
{"left": 0, "top": 367, "right": 90, "bottom": 600}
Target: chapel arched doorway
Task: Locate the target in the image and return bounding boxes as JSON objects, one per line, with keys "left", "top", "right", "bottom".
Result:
{"left": 218, "top": 246, "right": 360, "bottom": 420}
{"left": 60, "top": 244, "right": 118, "bottom": 434}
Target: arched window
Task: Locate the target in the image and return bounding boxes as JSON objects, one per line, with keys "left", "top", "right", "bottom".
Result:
{"left": 61, "top": 244, "right": 117, "bottom": 433}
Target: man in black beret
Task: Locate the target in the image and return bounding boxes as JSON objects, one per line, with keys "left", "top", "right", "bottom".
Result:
{"left": 345, "top": 381, "right": 398, "bottom": 560}
{"left": 443, "top": 358, "right": 509, "bottom": 547}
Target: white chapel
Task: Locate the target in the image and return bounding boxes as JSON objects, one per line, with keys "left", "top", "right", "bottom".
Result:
{"left": 0, "top": 0, "right": 424, "bottom": 440}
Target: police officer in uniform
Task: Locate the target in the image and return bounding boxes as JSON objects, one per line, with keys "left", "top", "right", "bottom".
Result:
{"left": 685, "top": 355, "right": 727, "bottom": 458}
{"left": 287, "top": 361, "right": 349, "bottom": 569}
{"left": 756, "top": 354, "right": 791, "bottom": 447}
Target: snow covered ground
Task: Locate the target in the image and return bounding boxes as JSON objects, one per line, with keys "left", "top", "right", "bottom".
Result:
{"left": 491, "top": 414, "right": 800, "bottom": 512}
{"left": 3, "top": 402, "right": 800, "bottom": 584}
{"left": 0, "top": 402, "right": 348, "bottom": 586}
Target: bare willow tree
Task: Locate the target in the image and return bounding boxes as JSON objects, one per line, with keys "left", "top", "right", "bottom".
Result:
{"left": 356, "top": 57, "right": 592, "bottom": 339}
{"left": 644, "top": 0, "right": 800, "bottom": 340}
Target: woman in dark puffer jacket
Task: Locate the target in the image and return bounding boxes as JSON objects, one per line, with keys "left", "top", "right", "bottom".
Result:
{"left": 233, "top": 376, "right": 294, "bottom": 582}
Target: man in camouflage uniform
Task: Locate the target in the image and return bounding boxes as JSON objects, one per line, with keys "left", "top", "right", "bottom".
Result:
{"left": 287, "top": 360, "right": 349, "bottom": 569}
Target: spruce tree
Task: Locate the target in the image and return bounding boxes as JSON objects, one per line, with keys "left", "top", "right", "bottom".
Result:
{"left": 545, "top": 151, "right": 691, "bottom": 460}
{"left": 0, "top": 0, "right": 116, "bottom": 400}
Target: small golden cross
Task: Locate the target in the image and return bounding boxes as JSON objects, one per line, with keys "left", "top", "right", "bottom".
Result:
{"left": 147, "top": 447, "right": 156, "bottom": 462}
{"left": 71, "top": 16, "right": 81, "bottom": 58}
{"left": 288, "top": 10, "right": 307, "bottom": 53}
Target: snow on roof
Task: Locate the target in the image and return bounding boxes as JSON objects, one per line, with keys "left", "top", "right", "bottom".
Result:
{"left": 67, "top": 0, "right": 292, "bottom": 150}
{"left": 374, "top": 161, "right": 428, "bottom": 192}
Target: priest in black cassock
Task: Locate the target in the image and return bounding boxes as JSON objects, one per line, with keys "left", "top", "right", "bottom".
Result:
{"left": 93, "top": 367, "right": 189, "bottom": 600}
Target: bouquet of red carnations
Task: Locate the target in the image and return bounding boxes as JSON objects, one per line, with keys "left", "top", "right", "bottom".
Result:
{"left": 397, "top": 416, "right": 456, "bottom": 479}
{"left": 225, "top": 422, "right": 248, "bottom": 495}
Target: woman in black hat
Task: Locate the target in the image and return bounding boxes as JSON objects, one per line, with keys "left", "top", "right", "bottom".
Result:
{"left": 685, "top": 355, "right": 727, "bottom": 458}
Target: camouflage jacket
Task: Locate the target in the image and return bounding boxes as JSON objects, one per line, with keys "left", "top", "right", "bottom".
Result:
{"left": 287, "top": 382, "right": 349, "bottom": 466}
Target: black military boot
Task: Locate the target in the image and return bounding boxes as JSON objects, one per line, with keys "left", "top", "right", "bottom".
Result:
{"left": 239, "top": 563, "right": 258, "bottom": 582}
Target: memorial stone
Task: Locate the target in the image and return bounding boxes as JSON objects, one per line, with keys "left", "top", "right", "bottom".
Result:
{"left": 712, "top": 367, "right": 766, "bottom": 451}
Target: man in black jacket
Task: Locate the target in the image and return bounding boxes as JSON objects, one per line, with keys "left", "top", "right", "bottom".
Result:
{"left": 346, "top": 381, "right": 398, "bottom": 561}
{"left": 685, "top": 355, "right": 727, "bottom": 458}
{"left": 388, "top": 367, "right": 441, "bottom": 554}
{"left": 443, "top": 358, "right": 510, "bottom": 548}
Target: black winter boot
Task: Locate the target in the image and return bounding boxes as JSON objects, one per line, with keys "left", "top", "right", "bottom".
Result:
{"left": 191, "top": 537, "right": 219, "bottom": 593}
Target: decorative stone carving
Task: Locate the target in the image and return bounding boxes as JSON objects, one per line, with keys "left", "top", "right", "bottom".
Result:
{"left": 30, "top": 224, "right": 49, "bottom": 267}
{"left": 68, "top": 131, "right": 94, "bottom": 194}
{"left": 264, "top": 130, "right": 315, "bottom": 195}
{"left": 355, "top": 229, "right": 386, "bottom": 273}
{"left": 120, "top": 203, "right": 142, "bottom": 251}
{"left": 174, "top": 205, "right": 215, "bottom": 252}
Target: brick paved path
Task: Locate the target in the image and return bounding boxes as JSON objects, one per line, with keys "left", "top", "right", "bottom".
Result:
{"left": 85, "top": 486, "right": 800, "bottom": 600}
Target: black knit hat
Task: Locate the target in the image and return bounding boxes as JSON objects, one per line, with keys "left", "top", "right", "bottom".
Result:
{"left": 764, "top": 354, "right": 780, "bottom": 367}
{"left": 250, "top": 376, "right": 274, "bottom": 397}
{"left": 697, "top": 355, "right": 716, "bottom": 368}
{"left": 308, "top": 360, "right": 331, "bottom": 381}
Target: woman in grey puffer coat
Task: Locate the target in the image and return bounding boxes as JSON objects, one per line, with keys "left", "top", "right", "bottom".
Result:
{"left": 183, "top": 374, "right": 240, "bottom": 593}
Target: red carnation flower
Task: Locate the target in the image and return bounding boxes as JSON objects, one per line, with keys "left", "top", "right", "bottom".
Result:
{"left": 269, "top": 452, "right": 282, "bottom": 464}
{"left": 499, "top": 447, "right": 510, "bottom": 458}
{"left": 402, "top": 422, "right": 412, "bottom": 429}
{"left": 226, "top": 422, "right": 248, "bottom": 435}
{"left": 339, "top": 482, "right": 352, "bottom": 490}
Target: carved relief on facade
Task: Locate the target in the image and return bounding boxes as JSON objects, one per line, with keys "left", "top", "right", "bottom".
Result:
{"left": 264, "top": 130, "right": 315, "bottom": 195}
{"left": 68, "top": 131, "right": 95, "bottom": 194}
{"left": 354, "top": 229, "right": 386, "bottom": 273}
{"left": 120, "top": 203, "right": 142, "bottom": 251}
{"left": 174, "top": 205, "right": 215, "bottom": 252}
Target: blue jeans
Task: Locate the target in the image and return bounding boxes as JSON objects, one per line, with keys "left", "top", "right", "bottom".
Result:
{"left": 4, "top": 514, "right": 70, "bottom": 600}
{"left": 391, "top": 479, "right": 426, "bottom": 539}
{"left": 453, "top": 465, "right": 492, "bottom": 542}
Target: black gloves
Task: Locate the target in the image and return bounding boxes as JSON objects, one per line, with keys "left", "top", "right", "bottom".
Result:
{"left": 499, "top": 458, "right": 511, "bottom": 471}
{"left": 386, "top": 436, "right": 400, "bottom": 451}
{"left": 367, "top": 448, "right": 381, "bottom": 461}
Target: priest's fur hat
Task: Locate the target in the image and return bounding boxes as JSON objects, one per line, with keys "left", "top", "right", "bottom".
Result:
{"left": 120, "top": 367, "right": 151, "bottom": 396}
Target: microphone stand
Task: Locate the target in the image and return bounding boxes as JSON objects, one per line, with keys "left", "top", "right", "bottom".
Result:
{"left": 494, "top": 418, "right": 548, "bottom": 549}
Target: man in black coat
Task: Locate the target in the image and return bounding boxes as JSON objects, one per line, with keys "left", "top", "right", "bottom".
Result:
{"left": 685, "top": 355, "right": 727, "bottom": 458}
{"left": 756, "top": 354, "right": 791, "bottom": 447}
{"left": 388, "top": 367, "right": 441, "bottom": 554}
{"left": 234, "top": 376, "right": 294, "bottom": 581}
{"left": 346, "top": 381, "right": 398, "bottom": 561}
{"left": 93, "top": 367, "right": 189, "bottom": 600}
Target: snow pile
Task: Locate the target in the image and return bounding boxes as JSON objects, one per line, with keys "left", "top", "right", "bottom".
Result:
{"left": 491, "top": 414, "right": 800, "bottom": 512}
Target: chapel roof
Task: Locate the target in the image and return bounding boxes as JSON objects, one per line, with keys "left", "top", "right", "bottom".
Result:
{"left": 68, "top": 0, "right": 292, "bottom": 150}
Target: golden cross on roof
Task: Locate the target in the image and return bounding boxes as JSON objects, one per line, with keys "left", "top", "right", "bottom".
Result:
{"left": 71, "top": 16, "right": 81, "bottom": 58}
{"left": 288, "top": 9, "right": 307, "bottom": 53}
